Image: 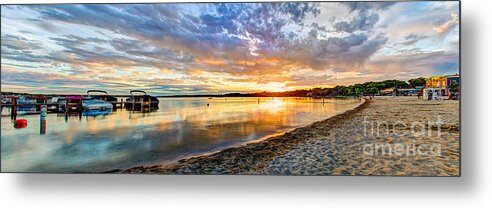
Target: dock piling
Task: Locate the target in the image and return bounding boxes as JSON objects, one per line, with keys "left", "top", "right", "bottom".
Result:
{"left": 11, "top": 97, "right": 17, "bottom": 119}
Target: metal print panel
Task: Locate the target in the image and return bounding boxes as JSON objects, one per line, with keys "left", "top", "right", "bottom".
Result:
{"left": 0, "top": 1, "right": 460, "bottom": 176}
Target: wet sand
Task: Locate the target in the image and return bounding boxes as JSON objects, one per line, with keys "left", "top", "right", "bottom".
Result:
{"left": 122, "top": 97, "right": 460, "bottom": 176}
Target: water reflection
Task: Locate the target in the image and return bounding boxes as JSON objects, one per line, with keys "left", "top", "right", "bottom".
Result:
{"left": 1, "top": 97, "right": 358, "bottom": 173}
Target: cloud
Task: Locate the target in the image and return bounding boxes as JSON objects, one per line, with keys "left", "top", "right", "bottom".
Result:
{"left": 1, "top": 2, "right": 460, "bottom": 95}
{"left": 1, "top": 35, "right": 51, "bottom": 63}
{"left": 334, "top": 14, "right": 379, "bottom": 33}
{"left": 433, "top": 13, "right": 459, "bottom": 34}
{"left": 400, "top": 33, "right": 428, "bottom": 46}
{"left": 1, "top": 35, "right": 44, "bottom": 51}
{"left": 341, "top": 2, "right": 396, "bottom": 13}
{"left": 29, "top": 3, "right": 319, "bottom": 61}
{"left": 278, "top": 2, "right": 320, "bottom": 23}
{"left": 367, "top": 49, "right": 459, "bottom": 76}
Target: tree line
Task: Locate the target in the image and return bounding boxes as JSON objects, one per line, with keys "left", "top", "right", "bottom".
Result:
{"left": 235, "top": 78, "right": 425, "bottom": 97}
{"left": 227, "top": 77, "right": 450, "bottom": 97}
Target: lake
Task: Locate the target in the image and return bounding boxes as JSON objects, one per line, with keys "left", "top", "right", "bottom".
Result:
{"left": 1, "top": 97, "right": 359, "bottom": 173}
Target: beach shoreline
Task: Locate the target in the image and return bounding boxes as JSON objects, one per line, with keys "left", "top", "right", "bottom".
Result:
{"left": 118, "top": 98, "right": 369, "bottom": 174}
{"left": 120, "top": 96, "right": 459, "bottom": 176}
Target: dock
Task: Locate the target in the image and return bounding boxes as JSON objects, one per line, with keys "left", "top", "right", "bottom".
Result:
{"left": 1, "top": 95, "right": 159, "bottom": 118}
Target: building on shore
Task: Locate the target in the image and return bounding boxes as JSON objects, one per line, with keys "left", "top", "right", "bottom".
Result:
{"left": 423, "top": 74, "right": 460, "bottom": 99}
{"left": 445, "top": 74, "right": 460, "bottom": 95}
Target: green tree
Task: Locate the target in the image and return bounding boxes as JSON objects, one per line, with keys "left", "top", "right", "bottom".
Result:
{"left": 408, "top": 77, "right": 427, "bottom": 87}
{"left": 335, "top": 86, "right": 347, "bottom": 96}
{"left": 450, "top": 82, "right": 460, "bottom": 92}
{"left": 348, "top": 85, "right": 356, "bottom": 96}
{"left": 382, "top": 80, "right": 409, "bottom": 88}
{"left": 355, "top": 88, "right": 362, "bottom": 95}
{"left": 364, "top": 87, "right": 379, "bottom": 95}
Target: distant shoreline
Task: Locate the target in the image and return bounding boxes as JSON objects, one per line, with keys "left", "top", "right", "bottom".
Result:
{"left": 1, "top": 91, "right": 353, "bottom": 99}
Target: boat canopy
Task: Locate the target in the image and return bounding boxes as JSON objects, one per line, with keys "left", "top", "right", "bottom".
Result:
{"left": 130, "top": 90, "right": 148, "bottom": 95}
{"left": 87, "top": 90, "right": 108, "bottom": 96}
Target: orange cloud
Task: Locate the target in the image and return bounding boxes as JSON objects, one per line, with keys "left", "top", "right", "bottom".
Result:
{"left": 195, "top": 58, "right": 226, "bottom": 66}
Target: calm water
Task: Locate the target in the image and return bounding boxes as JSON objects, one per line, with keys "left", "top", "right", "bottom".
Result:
{"left": 1, "top": 97, "right": 358, "bottom": 173}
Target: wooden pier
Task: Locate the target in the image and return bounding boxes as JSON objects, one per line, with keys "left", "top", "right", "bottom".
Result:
{"left": 1, "top": 96, "right": 57, "bottom": 118}
{"left": 1, "top": 95, "right": 159, "bottom": 118}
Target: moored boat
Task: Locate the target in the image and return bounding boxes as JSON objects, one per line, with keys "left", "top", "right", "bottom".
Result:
{"left": 15, "top": 96, "right": 55, "bottom": 114}
{"left": 16, "top": 96, "right": 38, "bottom": 114}
{"left": 82, "top": 99, "right": 113, "bottom": 116}
{"left": 58, "top": 95, "right": 83, "bottom": 113}
{"left": 82, "top": 99, "right": 113, "bottom": 111}
{"left": 86, "top": 90, "right": 118, "bottom": 108}
{"left": 125, "top": 90, "right": 159, "bottom": 110}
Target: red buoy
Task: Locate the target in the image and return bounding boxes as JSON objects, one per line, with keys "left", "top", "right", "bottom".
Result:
{"left": 14, "top": 119, "right": 28, "bottom": 128}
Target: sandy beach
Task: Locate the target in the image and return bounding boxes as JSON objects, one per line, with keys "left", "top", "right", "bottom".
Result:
{"left": 123, "top": 96, "right": 460, "bottom": 176}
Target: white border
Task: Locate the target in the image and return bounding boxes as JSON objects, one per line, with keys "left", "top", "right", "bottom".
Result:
{"left": 2, "top": 0, "right": 491, "bottom": 208}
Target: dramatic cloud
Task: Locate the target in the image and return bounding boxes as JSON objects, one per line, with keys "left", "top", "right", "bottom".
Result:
{"left": 400, "top": 33, "right": 428, "bottom": 46}
{"left": 336, "top": 14, "right": 378, "bottom": 33}
{"left": 342, "top": 2, "right": 396, "bottom": 12}
{"left": 433, "top": 13, "right": 459, "bottom": 34}
{"left": 1, "top": 2, "right": 459, "bottom": 95}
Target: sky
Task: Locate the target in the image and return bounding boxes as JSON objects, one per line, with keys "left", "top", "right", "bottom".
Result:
{"left": 1, "top": 1, "right": 460, "bottom": 95}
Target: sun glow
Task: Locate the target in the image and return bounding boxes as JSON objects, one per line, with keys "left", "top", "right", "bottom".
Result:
{"left": 260, "top": 98, "right": 287, "bottom": 113}
{"left": 260, "top": 82, "right": 289, "bottom": 92}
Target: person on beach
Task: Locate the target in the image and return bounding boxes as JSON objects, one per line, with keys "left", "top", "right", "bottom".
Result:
{"left": 428, "top": 91, "right": 433, "bottom": 101}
